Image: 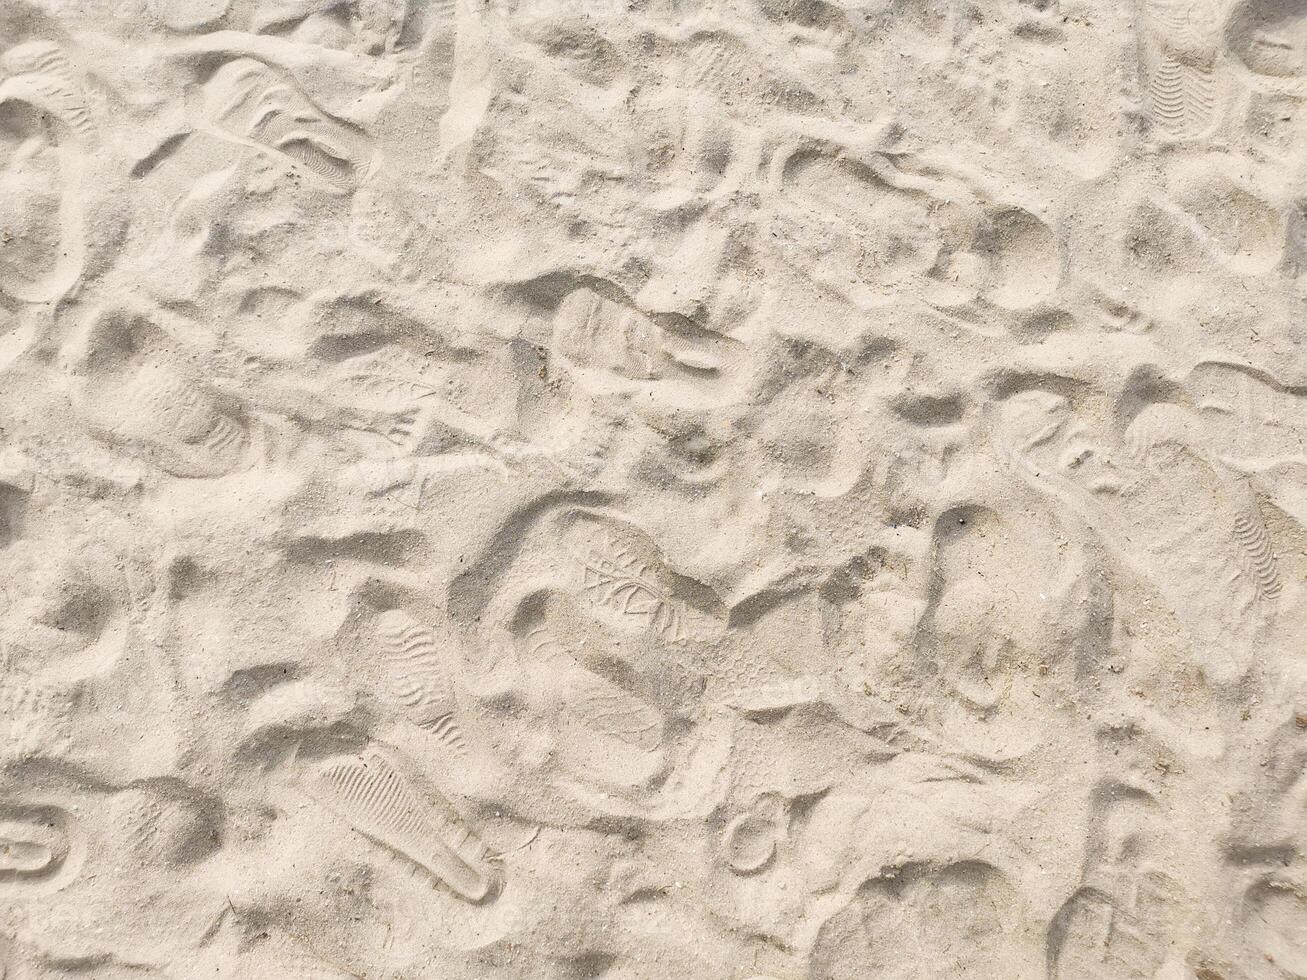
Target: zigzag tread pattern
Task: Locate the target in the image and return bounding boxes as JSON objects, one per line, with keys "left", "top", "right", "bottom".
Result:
{"left": 1233, "top": 512, "right": 1282, "bottom": 601}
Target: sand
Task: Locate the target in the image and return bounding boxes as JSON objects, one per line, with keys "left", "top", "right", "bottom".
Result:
{"left": 0, "top": 0, "right": 1304, "bottom": 976}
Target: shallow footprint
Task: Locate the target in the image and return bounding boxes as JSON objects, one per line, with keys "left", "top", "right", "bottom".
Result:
{"left": 810, "top": 860, "right": 1036, "bottom": 978}
{"left": 971, "top": 205, "right": 1061, "bottom": 309}
{"left": 721, "top": 794, "right": 784, "bottom": 875}
{"left": 0, "top": 40, "right": 92, "bottom": 304}
{"left": 1226, "top": 0, "right": 1307, "bottom": 81}
{"left": 1170, "top": 164, "right": 1286, "bottom": 274}
{"left": 1138, "top": 0, "right": 1222, "bottom": 140}
{"left": 0, "top": 804, "right": 74, "bottom": 891}
{"left": 307, "top": 745, "right": 501, "bottom": 904}
{"left": 374, "top": 608, "right": 468, "bottom": 757}
{"left": 773, "top": 147, "right": 943, "bottom": 305}
{"left": 72, "top": 307, "right": 251, "bottom": 478}
{"left": 1242, "top": 877, "right": 1307, "bottom": 977}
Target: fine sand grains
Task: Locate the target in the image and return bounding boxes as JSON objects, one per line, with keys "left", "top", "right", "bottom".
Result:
{"left": 0, "top": 0, "right": 1304, "bottom": 977}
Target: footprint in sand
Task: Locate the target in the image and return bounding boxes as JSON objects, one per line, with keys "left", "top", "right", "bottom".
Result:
{"left": 67, "top": 306, "right": 252, "bottom": 479}
{"left": 0, "top": 39, "right": 93, "bottom": 304}
{"left": 0, "top": 803, "right": 79, "bottom": 893}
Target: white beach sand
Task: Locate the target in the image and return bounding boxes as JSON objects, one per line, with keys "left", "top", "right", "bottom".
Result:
{"left": 0, "top": 0, "right": 1304, "bottom": 976}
